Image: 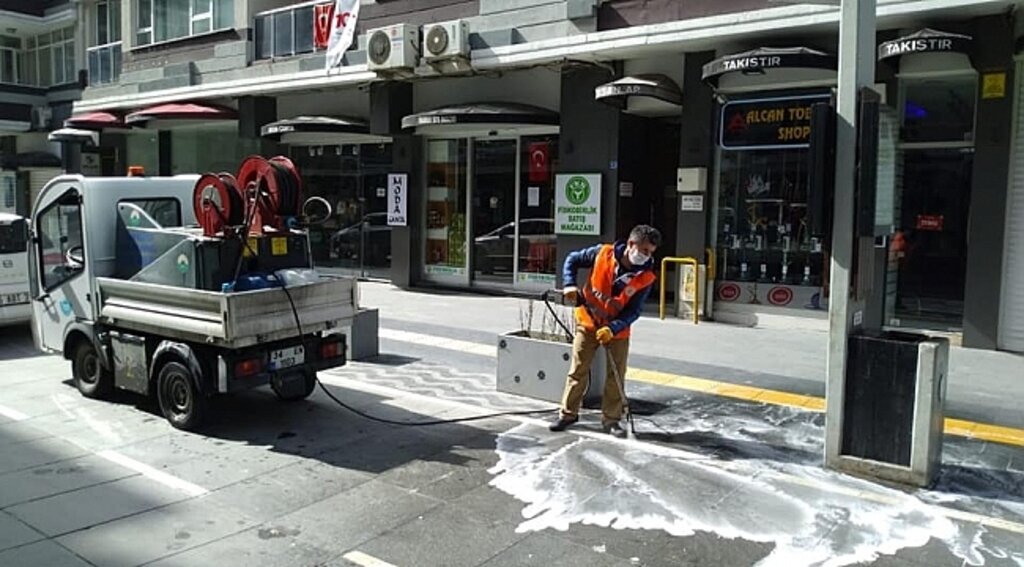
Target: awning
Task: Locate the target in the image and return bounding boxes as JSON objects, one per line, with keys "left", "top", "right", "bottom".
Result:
{"left": 260, "top": 116, "right": 389, "bottom": 145}
{"left": 401, "top": 103, "right": 559, "bottom": 136}
{"left": 48, "top": 128, "right": 100, "bottom": 146}
{"left": 65, "top": 111, "right": 124, "bottom": 130}
{"left": 878, "top": 29, "right": 973, "bottom": 62}
{"left": 595, "top": 74, "right": 683, "bottom": 108}
{"left": 125, "top": 102, "right": 237, "bottom": 127}
{"left": 702, "top": 47, "right": 837, "bottom": 85}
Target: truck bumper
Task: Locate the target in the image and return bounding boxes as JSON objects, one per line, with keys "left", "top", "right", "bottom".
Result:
{"left": 216, "top": 334, "right": 347, "bottom": 394}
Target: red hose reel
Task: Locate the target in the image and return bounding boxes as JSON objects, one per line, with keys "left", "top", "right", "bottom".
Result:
{"left": 193, "top": 156, "right": 302, "bottom": 237}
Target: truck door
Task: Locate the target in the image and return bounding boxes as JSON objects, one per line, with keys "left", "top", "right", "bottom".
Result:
{"left": 31, "top": 189, "right": 90, "bottom": 353}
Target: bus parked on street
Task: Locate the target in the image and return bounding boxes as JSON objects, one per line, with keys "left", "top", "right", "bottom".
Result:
{"left": 0, "top": 212, "right": 30, "bottom": 327}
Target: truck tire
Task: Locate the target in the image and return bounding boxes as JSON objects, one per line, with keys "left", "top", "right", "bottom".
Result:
{"left": 72, "top": 341, "right": 113, "bottom": 399}
{"left": 271, "top": 370, "right": 317, "bottom": 402}
{"left": 156, "top": 361, "right": 207, "bottom": 431}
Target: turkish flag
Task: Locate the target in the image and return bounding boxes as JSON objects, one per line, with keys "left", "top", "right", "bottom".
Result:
{"left": 528, "top": 142, "right": 549, "bottom": 183}
{"left": 314, "top": 3, "right": 334, "bottom": 50}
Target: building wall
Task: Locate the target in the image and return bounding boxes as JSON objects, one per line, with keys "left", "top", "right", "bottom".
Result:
{"left": 963, "top": 13, "right": 1017, "bottom": 349}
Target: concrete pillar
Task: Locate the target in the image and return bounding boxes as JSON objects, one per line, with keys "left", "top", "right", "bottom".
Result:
{"left": 963, "top": 13, "right": 1016, "bottom": 349}
{"left": 370, "top": 82, "right": 421, "bottom": 288}
{"left": 556, "top": 65, "right": 622, "bottom": 279}
{"left": 238, "top": 95, "right": 279, "bottom": 155}
{"left": 676, "top": 51, "right": 715, "bottom": 261}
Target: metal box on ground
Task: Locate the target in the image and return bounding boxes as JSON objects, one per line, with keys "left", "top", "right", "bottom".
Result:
{"left": 347, "top": 308, "right": 380, "bottom": 361}
{"left": 830, "top": 330, "right": 949, "bottom": 487}
{"left": 496, "top": 331, "right": 606, "bottom": 405}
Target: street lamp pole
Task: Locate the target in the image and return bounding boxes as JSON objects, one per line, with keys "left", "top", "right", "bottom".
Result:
{"left": 824, "top": 0, "right": 876, "bottom": 469}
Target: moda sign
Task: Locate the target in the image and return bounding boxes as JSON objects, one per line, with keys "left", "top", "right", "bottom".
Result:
{"left": 555, "top": 174, "right": 601, "bottom": 235}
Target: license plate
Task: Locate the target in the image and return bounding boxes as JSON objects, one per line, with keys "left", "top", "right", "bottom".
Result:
{"left": 268, "top": 345, "right": 305, "bottom": 371}
{"left": 0, "top": 292, "right": 29, "bottom": 306}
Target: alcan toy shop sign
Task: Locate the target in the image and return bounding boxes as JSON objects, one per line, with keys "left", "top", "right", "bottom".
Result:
{"left": 720, "top": 94, "right": 830, "bottom": 150}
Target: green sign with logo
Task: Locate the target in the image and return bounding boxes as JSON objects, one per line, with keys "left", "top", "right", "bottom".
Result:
{"left": 555, "top": 173, "right": 601, "bottom": 235}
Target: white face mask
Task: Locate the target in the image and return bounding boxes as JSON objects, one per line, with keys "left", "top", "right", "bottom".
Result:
{"left": 628, "top": 247, "right": 650, "bottom": 265}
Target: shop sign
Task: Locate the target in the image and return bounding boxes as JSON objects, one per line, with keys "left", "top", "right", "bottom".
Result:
{"left": 715, "top": 281, "right": 828, "bottom": 311}
{"left": 386, "top": 173, "right": 407, "bottom": 226}
{"left": 916, "top": 214, "right": 944, "bottom": 231}
{"left": 983, "top": 73, "right": 1007, "bottom": 99}
{"left": 425, "top": 265, "right": 466, "bottom": 277}
{"left": 679, "top": 194, "right": 703, "bottom": 212}
{"left": 877, "top": 29, "right": 972, "bottom": 62}
{"left": 555, "top": 174, "right": 601, "bottom": 235}
{"left": 720, "top": 95, "right": 830, "bottom": 150}
{"left": 518, "top": 273, "right": 556, "bottom": 285}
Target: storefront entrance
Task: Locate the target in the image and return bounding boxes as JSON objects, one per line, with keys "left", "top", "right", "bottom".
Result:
{"left": 886, "top": 74, "right": 976, "bottom": 328}
{"left": 423, "top": 134, "right": 559, "bottom": 291}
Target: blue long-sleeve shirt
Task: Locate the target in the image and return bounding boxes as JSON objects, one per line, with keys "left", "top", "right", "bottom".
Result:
{"left": 563, "top": 241, "right": 655, "bottom": 335}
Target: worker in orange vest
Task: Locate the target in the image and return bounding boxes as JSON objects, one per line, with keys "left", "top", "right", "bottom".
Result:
{"left": 550, "top": 224, "right": 660, "bottom": 438}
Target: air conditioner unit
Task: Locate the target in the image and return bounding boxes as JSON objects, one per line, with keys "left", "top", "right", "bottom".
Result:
{"left": 366, "top": 23, "right": 420, "bottom": 74}
{"left": 423, "top": 19, "right": 470, "bottom": 64}
{"left": 31, "top": 106, "right": 53, "bottom": 130}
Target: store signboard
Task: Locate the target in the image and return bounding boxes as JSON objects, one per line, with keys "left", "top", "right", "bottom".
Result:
{"left": 720, "top": 94, "right": 831, "bottom": 150}
{"left": 555, "top": 174, "right": 601, "bottom": 235}
{"left": 386, "top": 173, "right": 407, "bottom": 226}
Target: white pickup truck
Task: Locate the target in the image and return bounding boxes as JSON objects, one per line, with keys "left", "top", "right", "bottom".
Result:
{"left": 27, "top": 175, "right": 357, "bottom": 430}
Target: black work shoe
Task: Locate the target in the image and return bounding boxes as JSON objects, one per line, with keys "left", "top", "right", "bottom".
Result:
{"left": 549, "top": 416, "right": 578, "bottom": 432}
{"left": 603, "top": 422, "right": 627, "bottom": 439}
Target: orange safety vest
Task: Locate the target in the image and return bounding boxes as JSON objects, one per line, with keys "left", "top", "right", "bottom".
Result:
{"left": 576, "top": 244, "right": 657, "bottom": 339}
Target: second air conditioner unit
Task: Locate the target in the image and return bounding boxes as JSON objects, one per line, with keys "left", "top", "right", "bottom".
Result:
{"left": 366, "top": 23, "right": 420, "bottom": 74}
{"left": 423, "top": 19, "right": 470, "bottom": 65}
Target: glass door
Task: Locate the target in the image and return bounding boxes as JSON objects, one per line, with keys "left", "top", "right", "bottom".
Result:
{"left": 471, "top": 139, "right": 518, "bottom": 287}
{"left": 516, "top": 135, "right": 559, "bottom": 289}
{"left": 424, "top": 139, "right": 470, "bottom": 285}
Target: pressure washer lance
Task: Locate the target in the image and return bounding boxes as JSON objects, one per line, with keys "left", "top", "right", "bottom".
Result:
{"left": 540, "top": 289, "right": 637, "bottom": 440}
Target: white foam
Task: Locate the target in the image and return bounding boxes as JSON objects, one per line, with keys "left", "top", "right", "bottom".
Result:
{"left": 489, "top": 422, "right": 1024, "bottom": 566}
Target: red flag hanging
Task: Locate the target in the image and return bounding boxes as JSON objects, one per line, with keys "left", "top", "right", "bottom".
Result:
{"left": 314, "top": 3, "right": 334, "bottom": 50}
{"left": 528, "top": 142, "right": 550, "bottom": 183}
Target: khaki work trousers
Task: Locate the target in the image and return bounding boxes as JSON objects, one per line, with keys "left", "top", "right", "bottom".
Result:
{"left": 558, "top": 327, "right": 629, "bottom": 424}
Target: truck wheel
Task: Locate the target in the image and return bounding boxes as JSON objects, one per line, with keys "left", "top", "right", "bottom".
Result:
{"left": 72, "top": 341, "right": 113, "bottom": 399}
{"left": 271, "top": 370, "right": 317, "bottom": 402}
{"left": 157, "top": 361, "right": 207, "bottom": 431}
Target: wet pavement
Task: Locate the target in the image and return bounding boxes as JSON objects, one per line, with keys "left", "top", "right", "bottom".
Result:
{"left": 1, "top": 318, "right": 1023, "bottom": 566}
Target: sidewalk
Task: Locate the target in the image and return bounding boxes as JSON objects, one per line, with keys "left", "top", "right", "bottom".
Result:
{"left": 359, "top": 282, "right": 1024, "bottom": 430}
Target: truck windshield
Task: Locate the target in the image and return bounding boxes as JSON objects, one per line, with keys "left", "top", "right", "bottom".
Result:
{"left": 0, "top": 217, "right": 27, "bottom": 254}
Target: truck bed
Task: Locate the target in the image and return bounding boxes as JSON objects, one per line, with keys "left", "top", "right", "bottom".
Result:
{"left": 96, "top": 276, "right": 357, "bottom": 349}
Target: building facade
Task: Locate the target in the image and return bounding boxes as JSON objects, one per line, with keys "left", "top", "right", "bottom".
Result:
{"left": 0, "top": 0, "right": 87, "bottom": 216}
{"left": 59, "top": 0, "right": 1024, "bottom": 353}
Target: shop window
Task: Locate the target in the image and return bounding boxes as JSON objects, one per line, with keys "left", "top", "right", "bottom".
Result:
{"left": 518, "top": 135, "right": 559, "bottom": 284}
{"left": 901, "top": 76, "right": 976, "bottom": 144}
{"left": 713, "top": 95, "right": 831, "bottom": 310}
{"left": 425, "top": 140, "right": 468, "bottom": 277}
{"left": 125, "top": 131, "right": 159, "bottom": 174}
{"left": 290, "top": 143, "right": 394, "bottom": 278}
{"left": 170, "top": 124, "right": 260, "bottom": 176}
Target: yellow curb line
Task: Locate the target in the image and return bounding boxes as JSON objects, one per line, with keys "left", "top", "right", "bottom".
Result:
{"left": 625, "top": 368, "right": 1024, "bottom": 448}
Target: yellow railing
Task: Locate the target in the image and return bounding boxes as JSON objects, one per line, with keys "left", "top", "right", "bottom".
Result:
{"left": 660, "top": 256, "right": 699, "bottom": 324}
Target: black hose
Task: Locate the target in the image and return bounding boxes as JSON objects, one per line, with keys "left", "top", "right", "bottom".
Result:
{"left": 275, "top": 272, "right": 555, "bottom": 427}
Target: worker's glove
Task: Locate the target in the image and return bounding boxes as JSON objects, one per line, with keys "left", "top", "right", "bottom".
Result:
{"left": 563, "top": 287, "right": 579, "bottom": 306}
{"left": 596, "top": 326, "right": 614, "bottom": 345}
